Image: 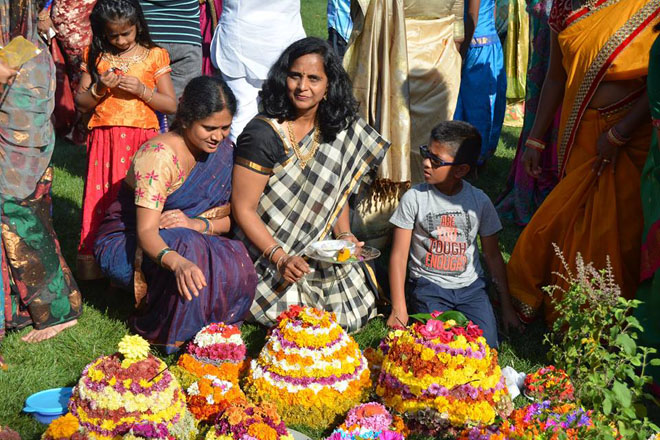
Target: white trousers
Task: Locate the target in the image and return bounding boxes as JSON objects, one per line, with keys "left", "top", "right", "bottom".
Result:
{"left": 222, "top": 73, "right": 264, "bottom": 143}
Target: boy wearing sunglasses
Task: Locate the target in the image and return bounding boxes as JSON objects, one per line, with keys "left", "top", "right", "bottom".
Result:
{"left": 387, "top": 121, "right": 521, "bottom": 347}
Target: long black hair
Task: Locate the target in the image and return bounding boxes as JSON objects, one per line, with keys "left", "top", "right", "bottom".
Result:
{"left": 171, "top": 76, "right": 237, "bottom": 131}
{"left": 87, "top": 0, "right": 156, "bottom": 83}
{"left": 260, "top": 37, "right": 359, "bottom": 143}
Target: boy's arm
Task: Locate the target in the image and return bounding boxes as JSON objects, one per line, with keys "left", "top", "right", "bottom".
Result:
{"left": 387, "top": 227, "right": 413, "bottom": 328}
{"left": 480, "top": 234, "right": 523, "bottom": 332}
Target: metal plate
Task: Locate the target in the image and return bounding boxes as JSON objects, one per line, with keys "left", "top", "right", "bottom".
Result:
{"left": 303, "top": 244, "right": 381, "bottom": 264}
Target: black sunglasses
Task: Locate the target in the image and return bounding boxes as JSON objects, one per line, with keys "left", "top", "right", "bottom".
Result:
{"left": 419, "top": 145, "right": 460, "bottom": 168}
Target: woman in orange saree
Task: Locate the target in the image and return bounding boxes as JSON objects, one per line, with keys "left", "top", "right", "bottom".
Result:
{"left": 506, "top": 0, "right": 660, "bottom": 323}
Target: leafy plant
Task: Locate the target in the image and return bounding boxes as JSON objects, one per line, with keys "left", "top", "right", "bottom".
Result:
{"left": 543, "top": 245, "right": 660, "bottom": 439}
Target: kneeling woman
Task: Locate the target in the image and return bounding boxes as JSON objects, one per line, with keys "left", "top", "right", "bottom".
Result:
{"left": 232, "top": 37, "right": 390, "bottom": 331}
{"left": 94, "top": 76, "right": 257, "bottom": 352}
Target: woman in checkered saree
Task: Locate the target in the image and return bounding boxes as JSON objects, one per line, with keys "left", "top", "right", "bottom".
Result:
{"left": 232, "top": 37, "right": 391, "bottom": 332}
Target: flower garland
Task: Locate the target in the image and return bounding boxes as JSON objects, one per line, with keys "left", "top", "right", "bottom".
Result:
{"left": 245, "top": 306, "right": 371, "bottom": 428}
{"left": 324, "top": 402, "right": 408, "bottom": 440}
{"left": 524, "top": 366, "right": 574, "bottom": 403}
{"left": 458, "top": 401, "right": 594, "bottom": 439}
{"left": 375, "top": 313, "right": 512, "bottom": 433}
{"left": 205, "top": 401, "right": 294, "bottom": 440}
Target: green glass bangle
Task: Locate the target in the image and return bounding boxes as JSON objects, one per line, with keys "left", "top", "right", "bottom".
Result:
{"left": 195, "top": 216, "right": 210, "bottom": 234}
{"left": 156, "top": 247, "right": 174, "bottom": 267}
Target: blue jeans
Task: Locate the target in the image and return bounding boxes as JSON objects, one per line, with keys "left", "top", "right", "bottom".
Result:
{"left": 408, "top": 277, "right": 498, "bottom": 348}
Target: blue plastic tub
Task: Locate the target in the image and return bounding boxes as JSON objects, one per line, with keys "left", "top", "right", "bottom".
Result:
{"left": 23, "top": 387, "right": 73, "bottom": 424}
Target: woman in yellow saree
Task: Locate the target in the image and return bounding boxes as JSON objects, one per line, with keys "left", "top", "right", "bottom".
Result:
{"left": 506, "top": 0, "right": 660, "bottom": 323}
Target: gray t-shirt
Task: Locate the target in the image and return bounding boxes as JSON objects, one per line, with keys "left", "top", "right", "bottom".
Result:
{"left": 390, "top": 182, "right": 502, "bottom": 289}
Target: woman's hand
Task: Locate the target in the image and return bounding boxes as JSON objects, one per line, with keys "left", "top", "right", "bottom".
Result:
{"left": 592, "top": 130, "right": 621, "bottom": 176}
{"left": 98, "top": 70, "right": 121, "bottom": 91}
{"left": 0, "top": 62, "right": 18, "bottom": 85}
{"left": 118, "top": 75, "right": 145, "bottom": 96}
{"left": 37, "top": 12, "right": 55, "bottom": 44}
{"left": 522, "top": 147, "right": 542, "bottom": 178}
{"left": 279, "top": 255, "right": 310, "bottom": 283}
{"left": 386, "top": 307, "right": 408, "bottom": 329}
{"left": 168, "top": 255, "right": 207, "bottom": 301}
{"left": 160, "top": 209, "right": 197, "bottom": 230}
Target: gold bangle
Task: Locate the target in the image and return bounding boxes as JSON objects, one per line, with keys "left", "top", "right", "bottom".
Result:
{"left": 336, "top": 231, "right": 354, "bottom": 240}
{"left": 89, "top": 83, "right": 106, "bottom": 100}
{"left": 144, "top": 87, "right": 155, "bottom": 103}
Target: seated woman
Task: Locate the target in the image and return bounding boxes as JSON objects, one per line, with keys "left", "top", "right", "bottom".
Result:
{"left": 94, "top": 76, "right": 257, "bottom": 353}
{"left": 232, "top": 37, "right": 390, "bottom": 332}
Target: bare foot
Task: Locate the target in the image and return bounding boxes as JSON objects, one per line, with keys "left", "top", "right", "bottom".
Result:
{"left": 21, "top": 320, "right": 77, "bottom": 343}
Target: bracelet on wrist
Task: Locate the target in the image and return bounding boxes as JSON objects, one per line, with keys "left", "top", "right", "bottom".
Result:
{"left": 276, "top": 254, "right": 290, "bottom": 273}
{"left": 524, "top": 137, "right": 546, "bottom": 152}
{"left": 156, "top": 247, "right": 175, "bottom": 267}
{"left": 267, "top": 245, "right": 283, "bottom": 263}
{"left": 336, "top": 231, "right": 354, "bottom": 240}
{"left": 90, "top": 83, "right": 106, "bottom": 100}
{"left": 194, "top": 216, "right": 210, "bottom": 234}
{"left": 262, "top": 243, "right": 278, "bottom": 259}
{"left": 144, "top": 87, "right": 155, "bottom": 103}
{"left": 607, "top": 126, "right": 630, "bottom": 147}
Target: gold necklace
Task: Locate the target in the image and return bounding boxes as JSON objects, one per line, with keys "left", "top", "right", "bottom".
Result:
{"left": 102, "top": 46, "right": 149, "bottom": 73}
{"left": 287, "top": 120, "right": 321, "bottom": 169}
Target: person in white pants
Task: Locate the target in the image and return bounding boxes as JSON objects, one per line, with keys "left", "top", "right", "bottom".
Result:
{"left": 210, "top": 0, "right": 306, "bottom": 143}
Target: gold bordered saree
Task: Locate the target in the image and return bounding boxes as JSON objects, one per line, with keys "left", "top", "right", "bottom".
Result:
{"left": 506, "top": 0, "right": 660, "bottom": 323}
{"left": 234, "top": 117, "right": 390, "bottom": 332}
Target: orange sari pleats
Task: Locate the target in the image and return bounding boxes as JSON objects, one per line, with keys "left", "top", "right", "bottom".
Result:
{"left": 506, "top": 0, "right": 659, "bottom": 323}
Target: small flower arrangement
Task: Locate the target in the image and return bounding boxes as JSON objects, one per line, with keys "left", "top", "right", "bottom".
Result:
{"left": 187, "top": 323, "right": 246, "bottom": 366}
{"left": 185, "top": 373, "right": 246, "bottom": 422}
{"left": 375, "top": 311, "right": 511, "bottom": 434}
{"left": 0, "top": 426, "right": 21, "bottom": 440}
{"left": 458, "top": 401, "right": 594, "bottom": 439}
{"left": 66, "top": 335, "right": 197, "bottom": 440}
{"left": 245, "top": 305, "right": 371, "bottom": 428}
{"left": 41, "top": 414, "right": 86, "bottom": 440}
{"left": 325, "top": 402, "right": 407, "bottom": 440}
{"left": 205, "top": 401, "right": 294, "bottom": 440}
{"left": 524, "top": 366, "right": 574, "bottom": 403}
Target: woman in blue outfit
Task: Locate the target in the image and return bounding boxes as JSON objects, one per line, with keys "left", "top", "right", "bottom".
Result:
{"left": 454, "top": 0, "right": 507, "bottom": 166}
{"left": 94, "top": 76, "right": 257, "bottom": 353}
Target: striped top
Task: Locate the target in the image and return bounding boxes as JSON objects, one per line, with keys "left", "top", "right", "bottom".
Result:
{"left": 139, "top": 0, "right": 202, "bottom": 46}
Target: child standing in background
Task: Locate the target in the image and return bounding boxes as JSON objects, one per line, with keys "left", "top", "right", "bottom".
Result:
{"left": 75, "top": 0, "right": 177, "bottom": 279}
{"left": 387, "top": 121, "right": 520, "bottom": 348}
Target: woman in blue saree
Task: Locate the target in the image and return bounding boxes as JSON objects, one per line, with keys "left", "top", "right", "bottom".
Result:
{"left": 94, "top": 76, "right": 257, "bottom": 353}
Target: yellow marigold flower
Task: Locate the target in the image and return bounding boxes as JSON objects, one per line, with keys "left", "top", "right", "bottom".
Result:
{"left": 44, "top": 413, "right": 79, "bottom": 439}
{"left": 247, "top": 423, "right": 279, "bottom": 440}
{"left": 118, "top": 334, "right": 150, "bottom": 366}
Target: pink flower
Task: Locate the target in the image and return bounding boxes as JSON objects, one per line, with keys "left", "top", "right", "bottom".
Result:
{"left": 151, "top": 193, "right": 166, "bottom": 207}
{"left": 418, "top": 319, "right": 445, "bottom": 339}
{"left": 135, "top": 187, "right": 145, "bottom": 200}
{"left": 145, "top": 170, "right": 159, "bottom": 184}
{"left": 430, "top": 310, "right": 442, "bottom": 318}
{"left": 134, "top": 170, "right": 142, "bottom": 181}
{"left": 152, "top": 143, "right": 165, "bottom": 152}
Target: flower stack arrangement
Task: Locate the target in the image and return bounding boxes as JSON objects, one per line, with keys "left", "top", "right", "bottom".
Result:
{"left": 172, "top": 323, "right": 247, "bottom": 422}
{"left": 457, "top": 401, "right": 594, "bottom": 439}
{"left": 324, "top": 402, "right": 407, "bottom": 440}
{"left": 523, "top": 366, "right": 575, "bottom": 403}
{"left": 244, "top": 305, "right": 371, "bottom": 428}
{"left": 374, "top": 311, "right": 512, "bottom": 435}
{"left": 62, "top": 334, "right": 197, "bottom": 440}
{"left": 0, "top": 426, "right": 21, "bottom": 440}
{"left": 204, "top": 401, "right": 294, "bottom": 440}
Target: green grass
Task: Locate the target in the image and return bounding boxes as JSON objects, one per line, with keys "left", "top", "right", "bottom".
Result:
{"left": 0, "top": 125, "right": 545, "bottom": 439}
{"left": 0, "top": 2, "right": 547, "bottom": 437}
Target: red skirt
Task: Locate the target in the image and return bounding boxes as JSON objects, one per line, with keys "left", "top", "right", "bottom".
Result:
{"left": 78, "top": 126, "right": 157, "bottom": 279}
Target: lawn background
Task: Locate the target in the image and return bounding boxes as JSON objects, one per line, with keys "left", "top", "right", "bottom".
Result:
{"left": 0, "top": 2, "right": 548, "bottom": 438}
